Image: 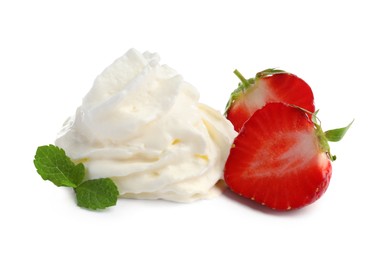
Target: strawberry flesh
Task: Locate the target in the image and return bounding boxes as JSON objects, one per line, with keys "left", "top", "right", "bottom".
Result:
{"left": 226, "top": 70, "right": 315, "bottom": 132}
{"left": 224, "top": 102, "right": 332, "bottom": 210}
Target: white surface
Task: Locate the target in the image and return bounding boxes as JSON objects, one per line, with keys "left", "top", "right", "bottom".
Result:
{"left": 1, "top": 0, "right": 387, "bottom": 259}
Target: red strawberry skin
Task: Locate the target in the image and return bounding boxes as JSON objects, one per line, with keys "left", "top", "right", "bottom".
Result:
{"left": 224, "top": 103, "right": 332, "bottom": 210}
{"left": 226, "top": 70, "right": 315, "bottom": 132}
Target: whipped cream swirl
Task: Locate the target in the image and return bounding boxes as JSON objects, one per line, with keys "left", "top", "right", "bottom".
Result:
{"left": 56, "top": 49, "right": 237, "bottom": 202}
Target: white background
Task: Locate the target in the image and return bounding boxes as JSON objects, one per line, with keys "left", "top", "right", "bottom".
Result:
{"left": 1, "top": 0, "right": 388, "bottom": 259}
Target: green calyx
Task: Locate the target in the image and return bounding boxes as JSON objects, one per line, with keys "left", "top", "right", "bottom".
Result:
{"left": 255, "top": 68, "right": 286, "bottom": 78}
{"left": 224, "top": 70, "right": 254, "bottom": 115}
{"left": 225, "top": 68, "right": 286, "bottom": 115}
{"left": 312, "top": 111, "right": 354, "bottom": 161}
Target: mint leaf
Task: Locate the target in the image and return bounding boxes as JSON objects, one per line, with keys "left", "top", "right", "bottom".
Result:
{"left": 34, "top": 145, "right": 85, "bottom": 187}
{"left": 75, "top": 178, "right": 119, "bottom": 210}
{"left": 34, "top": 145, "right": 120, "bottom": 210}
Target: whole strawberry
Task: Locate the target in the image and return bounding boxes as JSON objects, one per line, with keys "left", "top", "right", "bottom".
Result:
{"left": 224, "top": 102, "right": 352, "bottom": 210}
{"left": 225, "top": 69, "right": 315, "bottom": 132}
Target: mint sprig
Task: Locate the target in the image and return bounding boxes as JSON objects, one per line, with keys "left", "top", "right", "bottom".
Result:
{"left": 34, "top": 145, "right": 119, "bottom": 210}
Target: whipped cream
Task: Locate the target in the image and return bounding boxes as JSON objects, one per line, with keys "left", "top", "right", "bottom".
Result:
{"left": 55, "top": 49, "right": 237, "bottom": 202}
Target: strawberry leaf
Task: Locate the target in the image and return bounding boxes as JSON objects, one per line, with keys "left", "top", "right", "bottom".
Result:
{"left": 325, "top": 120, "right": 354, "bottom": 142}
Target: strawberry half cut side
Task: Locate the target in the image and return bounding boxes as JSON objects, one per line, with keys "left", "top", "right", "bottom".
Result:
{"left": 224, "top": 102, "right": 353, "bottom": 210}
{"left": 225, "top": 69, "right": 315, "bottom": 132}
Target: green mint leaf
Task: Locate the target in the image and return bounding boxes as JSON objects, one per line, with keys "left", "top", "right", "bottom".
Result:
{"left": 75, "top": 178, "right": 119, "bottom": 210}
{"left": 325, "top": 119, "right": 354, "bottom": 142}
{"left": 34, "top": 145, "right": 85, "bottom": 187}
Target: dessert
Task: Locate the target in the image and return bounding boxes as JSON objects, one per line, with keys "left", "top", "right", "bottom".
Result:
{"left": 55, "top": 49, "right": 237, "bottom": 202}
{"left": 33, "top": 51, "right": 352, "bottom": 211}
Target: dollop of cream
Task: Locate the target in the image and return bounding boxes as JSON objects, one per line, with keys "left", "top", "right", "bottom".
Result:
{"left": 55, "top": 49, "right": 237, "bottom": 202}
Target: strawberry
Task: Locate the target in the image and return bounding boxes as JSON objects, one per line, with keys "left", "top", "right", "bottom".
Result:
{"left": 225, "top": 69, "right": 315, "bottom": 132}
{"left": 224, "top": 102, "right": 352, "bottom": 210}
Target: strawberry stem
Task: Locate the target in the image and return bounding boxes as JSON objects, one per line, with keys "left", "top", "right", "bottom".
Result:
{"left": 233, "top": 69, "right": 250, "bottom": 88}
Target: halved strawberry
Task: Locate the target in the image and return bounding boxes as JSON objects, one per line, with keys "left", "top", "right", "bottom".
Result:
{"left": 224, "top": 102, "right": 352, "bottom": 210}
{"left": 225, "top": 69, "right": 315, "bottom": 132}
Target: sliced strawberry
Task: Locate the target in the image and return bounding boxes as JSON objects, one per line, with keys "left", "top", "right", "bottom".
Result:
{"left": 224, "top": 102, "right": 352, "bottom": 210}
{"left": 225, "top": 69, "right": 315, "bottom": 132}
